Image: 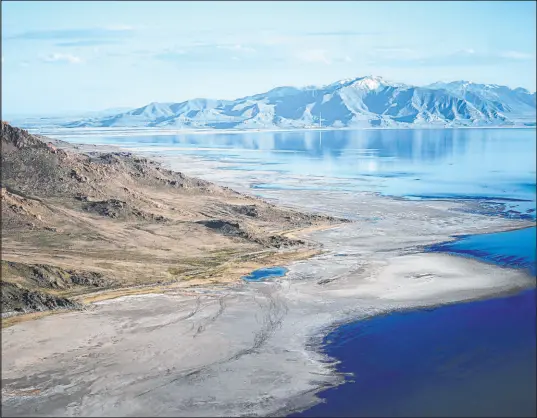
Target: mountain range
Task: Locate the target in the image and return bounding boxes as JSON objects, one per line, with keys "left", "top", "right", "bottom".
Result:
{"left": 24, "top": 76, "right": 537, "bottom": 130}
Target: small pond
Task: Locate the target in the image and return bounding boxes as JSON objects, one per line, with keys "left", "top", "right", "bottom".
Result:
{"left": 242, "top": 266, "right": 288, "bottom": 282}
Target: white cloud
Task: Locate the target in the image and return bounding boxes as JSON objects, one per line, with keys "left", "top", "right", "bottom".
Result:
{"left": 42, "top": 53, "right": 83, "bottom": 64}
{"left": 217, "top": 44, "right": 256, "bottom": 53}
{"left": 461, "top": 48, "right": 476, "bottom": 55}
{"left": 499, "top": 50, "right": 534, "bottom": 60}
{"left": 367, "top": 47, "right": 535, "bottom": 67}
{"left": 296, "top": 49, "right": 331, "bottom": 64}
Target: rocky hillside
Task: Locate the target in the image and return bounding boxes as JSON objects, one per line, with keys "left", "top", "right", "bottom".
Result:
{"left": 1, "top": 122, "right": 345, "bottom": 317}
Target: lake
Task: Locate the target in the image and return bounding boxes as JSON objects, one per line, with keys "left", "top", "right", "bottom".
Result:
{"left": 291, "top": 227, "right": 536, "bottom": 418}
{"left": 49, "top": 128, "right": 536, "bottom": 219}
{"left": 48, "top": 127, "right": 536, "bottom": 416}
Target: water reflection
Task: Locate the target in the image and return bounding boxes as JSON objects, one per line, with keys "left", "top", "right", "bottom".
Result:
{"left": 65, "top": 128, "right": 534, "bottom": 164}
{"left": 54, "top": 128, "right": 536, "bottom": 213}
{"left": 79, "top": 129, "right": 472, "bottom": 161}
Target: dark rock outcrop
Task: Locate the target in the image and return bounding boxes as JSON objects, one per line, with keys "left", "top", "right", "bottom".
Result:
{"left": 1, "top": 282, "right": 82, "bottom": 314}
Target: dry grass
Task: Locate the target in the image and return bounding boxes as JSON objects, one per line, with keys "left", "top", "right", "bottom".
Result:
{"left": 1, "top": 246, "right": 324, "bottom": 323}
{"left": 79, "top": 286, "right": 168, "bottom": 304}
{"left": 2, "top": 123, "right": 345, "bottom": 320}
{"left": 79, "top": 246, "right": 323, "bottom": 304}
{"left": 2, "top": 310, "right": 61, "bottom": 329}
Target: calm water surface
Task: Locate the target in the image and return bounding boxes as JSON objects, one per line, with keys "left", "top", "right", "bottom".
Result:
{"left": 291, "top": 227, "right": 536, "bottom": 417}
{"left": 50, "top": 128, "right": 536, "bottom": 416}
{"left": 50, "top": 128, "right": 536, "bottom": 218}
{"left": 242, "top": 266, "right": 288, "bottom": 282}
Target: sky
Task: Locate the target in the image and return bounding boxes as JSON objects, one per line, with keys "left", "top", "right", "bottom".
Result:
{"left": 1, "top": 1, "right": 536, "bottom": 116}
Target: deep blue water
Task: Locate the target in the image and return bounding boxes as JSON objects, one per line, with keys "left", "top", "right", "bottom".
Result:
{"left": 291, "top": 227, "right": 536, "bottom": 417}
{"left": 242, "top": 266, "right": 288, "bottom": 282}
{"left": 426, "top": 227, "right": 536, "bottom": 276}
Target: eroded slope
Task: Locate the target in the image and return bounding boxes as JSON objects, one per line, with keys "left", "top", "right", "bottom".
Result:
{"left": 1, "top": 122, "right": 344, "bottom": 317}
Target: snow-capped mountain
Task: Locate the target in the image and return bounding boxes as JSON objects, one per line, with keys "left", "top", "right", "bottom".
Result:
{"left": 425, "top": 81, "right": 536, "bottom": 124}
{"left": 60, "top": 76, "right": 537, "bottom": 130}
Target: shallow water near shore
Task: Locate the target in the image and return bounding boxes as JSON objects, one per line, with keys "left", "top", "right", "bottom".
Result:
{"left": 292, "top": 227, "right": 536, "bottom": 417}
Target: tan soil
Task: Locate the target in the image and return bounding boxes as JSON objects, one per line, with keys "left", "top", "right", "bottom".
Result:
{"left": 1, "top": 122, "right": 346, "bottom": 321}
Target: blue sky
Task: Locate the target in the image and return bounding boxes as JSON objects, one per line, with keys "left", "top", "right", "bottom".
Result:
{"left": 2, "top": 1, "right": 535, "bottom": 116}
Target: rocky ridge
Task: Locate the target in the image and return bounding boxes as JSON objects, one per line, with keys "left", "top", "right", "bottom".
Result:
{"left": 1, "top": 122, "right": 346, "bottom": 317}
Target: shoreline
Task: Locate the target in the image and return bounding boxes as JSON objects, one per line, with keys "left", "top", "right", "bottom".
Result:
{"left": 25, "top": 124, "right": 537, "bottom": 139}
{"left": 99, "top": 144, "right": 537, "bottom": 415}
{"left": 286, "top": 286, "right": 536, "bottom": 418}
{"left": 3, "top": 247, "right": 534, "bottom": 417}
{"left": 2, "top": 141, "right": 535, "bottom": 417}
{"left": 0, "top": 224, "right": 339, "bottom": 329}
{"left": 280, "top": 283, "right": 536, "bottom": 416}
{"left": 4, "top": 222, "right": 532, "bottom": 329}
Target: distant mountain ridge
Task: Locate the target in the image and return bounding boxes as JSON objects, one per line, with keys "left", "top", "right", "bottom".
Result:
{"left": 32, "top": 76, "right": 537, "bottom": 129}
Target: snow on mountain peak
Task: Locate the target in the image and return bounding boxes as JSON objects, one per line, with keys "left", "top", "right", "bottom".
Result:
{"left": 352, "top": 76, "right": 384, "bottom": 90}
{"left": 57, "top": 74, "right": 536, "bottom": 130}
{"left": 329, "top": 75, "right": 387, "bottom": 90}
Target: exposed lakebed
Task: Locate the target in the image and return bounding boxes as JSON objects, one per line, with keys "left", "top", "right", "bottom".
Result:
{"left": 13, "top": 127, "right": 534, "bottom": 417}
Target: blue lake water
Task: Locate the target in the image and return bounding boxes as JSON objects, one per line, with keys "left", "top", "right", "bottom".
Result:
{"left": 50, "top": 128, "right": 536, "bottom": 416}
{"left": 52, "top": 128, "right": 536, "bottom": 219}
{"left": 291, "top": 227, "right": 536, "bottom": 417}
{"left": 242, "top": 266, "right": 288, "bottom": 282}
{"left": 427, "top": 226, "right": 536, "bottom": 276}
